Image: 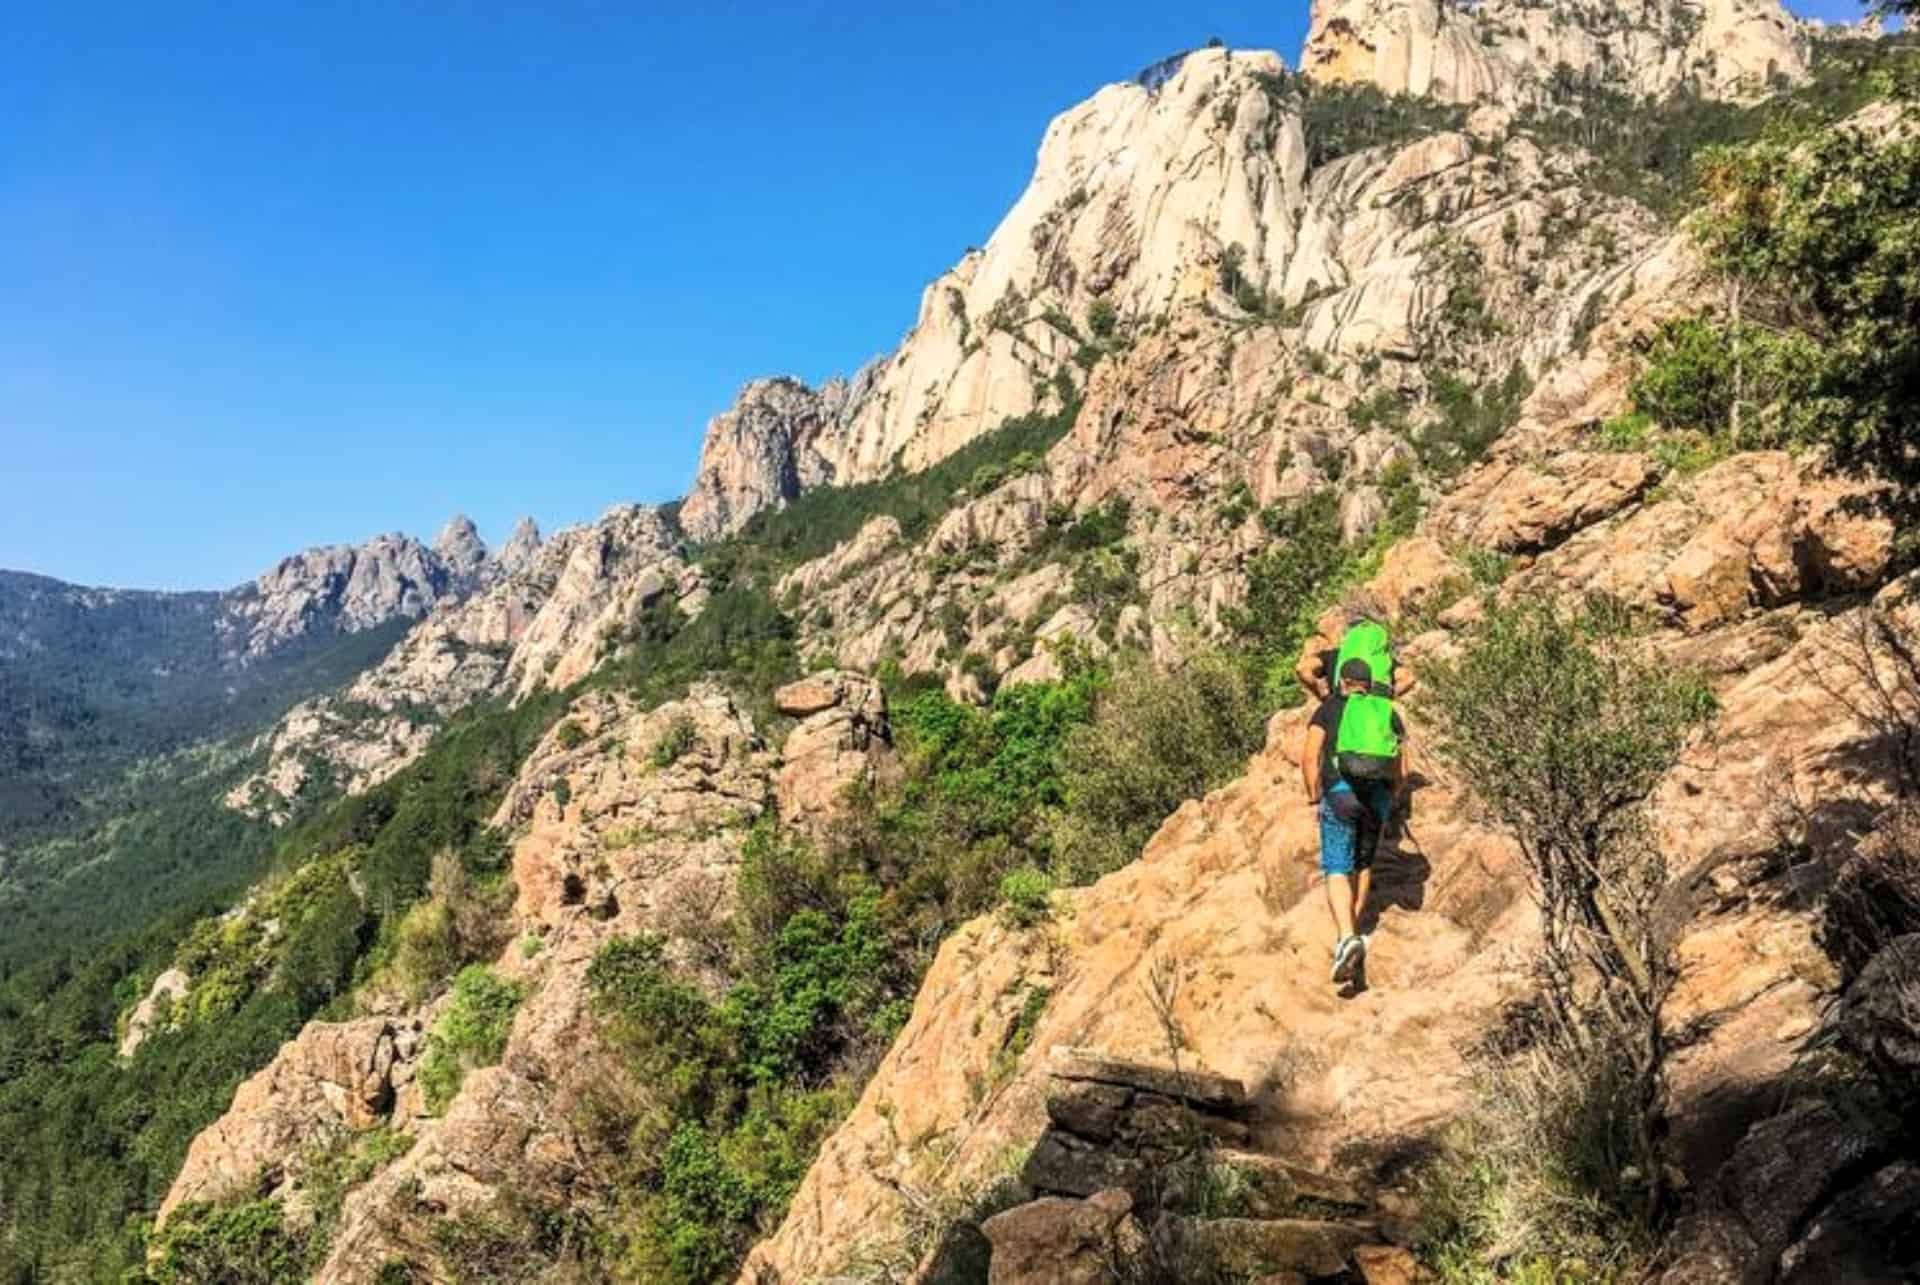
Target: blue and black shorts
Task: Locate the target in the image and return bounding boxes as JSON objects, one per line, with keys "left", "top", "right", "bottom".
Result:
{"left": 1319, "top": 778, "right": 1393, "bottom": 877}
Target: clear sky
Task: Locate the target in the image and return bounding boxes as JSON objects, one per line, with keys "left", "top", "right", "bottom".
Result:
{"left": 1, "top": 0, "right": 1879, "bottom": 590}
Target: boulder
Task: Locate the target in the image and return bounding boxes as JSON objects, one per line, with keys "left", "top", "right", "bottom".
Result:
{"left": 1724, "top": 1099, "right": 1894, "bottom": 1264}
{"left": 1369, "top": 536, "right": 1466, "bottom": 622}
{"left": 159, "top": 1017, "right": 421, "bottom": 1222}
{"left": 119, "top": 967, "right": 189, "bottom": 1059}
{"left": 981, "top": 1189, "right": 1144, "bottom": 1285}
{"left": 1654, "top": 1210, "right": 1763, "bottom": 1285}
{"left": 775, "top": 671, "right": 894, "bottom": 828}
{"left": 1834, "top": 933, "right": 1920, "bottom": 1088}
{"left": 1354, "top": 1242, "right": 1423, "bottom": 1285}
{"left": 1777, "top": 1160, "right": 1920, "bottom": 1284}
{"left": 1435, "top": 452, "right": 1657, "bottom": 554}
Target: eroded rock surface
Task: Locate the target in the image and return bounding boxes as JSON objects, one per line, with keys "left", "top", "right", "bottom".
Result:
{"left": 1302, "top": 0, "right": 1807, "bottom": 105}
{"left": 159, "top": 1017, "right": 423, "bottom": 1222}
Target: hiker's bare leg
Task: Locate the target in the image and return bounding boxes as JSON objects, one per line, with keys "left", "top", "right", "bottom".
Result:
{"left": 1325, "top": 873, "right": 1356, "bottom": 942}
{"left": 1354, "top": 867, "right": 1373, "bottom": 928}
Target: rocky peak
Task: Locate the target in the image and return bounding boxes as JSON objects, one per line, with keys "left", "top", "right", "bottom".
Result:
{"left": 430, "top": 514, "right": 490, "bottom": 587}
{"left": 1301, "top": 0, "right": 1808, "bottom": 104}
{"left": 235, "top": 532, "right": 454, "bottom": 657}
{"left": 682, "top": 47, "right": 1319, "bottom": 535}
{"left": 677, "top": 374, "right": 868, "bottom": 541}
{"left": 496, "top": 515, "right": 542, "bottom": 575}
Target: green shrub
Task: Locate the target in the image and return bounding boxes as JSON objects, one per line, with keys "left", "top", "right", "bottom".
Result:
{"left": 145, "top": 1199, "right": 309, "bottom": 1285}
{"left": 998, "top": 868, "right": 1055, "bottom": 927}
{"left": 1278, "top": 78, "right": 1470, "bottom": 168}
{"left": 555, "top": 719, "right": 588, "bottom": 750}
{"left": 1596, "top": 410, "right": 1653, "bottom": 452}
{"left": 1419, "top": 603, "right": 1716, "bottom": 1240}
{"left": 1420, "top": 364, "right": 1531, "bottom": 476}
{"left": 1650, "top": 430, "right": 1728, "bottom": 478}
{"left": 1088, "top": 298, "right": 1117, "bottom": 339}
{"left": 1221, "top": 490, "right": 1349, "bottom": 704}
{"left": 652, "top": 714, "right": 699, "bottom": 769}
{"left": 417, "top": 965, "right": 526, "bottom": 1113}
{"left": 1049, "top": 650, "right": 1266, "bottom": 885}
{"left": 1462, "top": 546, "right": 1514, "bottom": 588}
{"left": 301, "top": 1124, "right": 416, "bottom": 1250}
{"left": 1630, "top": 317, "right": 1735, "bottom": 433}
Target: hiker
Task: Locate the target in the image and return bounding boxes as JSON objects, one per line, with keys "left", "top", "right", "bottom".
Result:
{"left": 1301, "top": 654, "right": 1405, "bottom": 985}
{"left": 1296, "top": 610, "right": 1418, "bottom": 703}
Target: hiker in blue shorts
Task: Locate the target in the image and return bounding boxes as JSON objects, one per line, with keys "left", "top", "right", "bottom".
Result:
{"left": 1300, "top": 656, "right": 1406, "bottom": 985}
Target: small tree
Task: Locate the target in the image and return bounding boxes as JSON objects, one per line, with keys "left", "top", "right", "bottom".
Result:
{"left": 1420, "top": 602, "right": 1715, "bottom": 1224}
{"left": 1689, "top": 121, "right": 1920, "bottom": 519}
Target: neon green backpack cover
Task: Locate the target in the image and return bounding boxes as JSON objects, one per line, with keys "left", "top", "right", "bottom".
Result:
{"left": 1335, "top": 692, "right": 1400, "bottom": 781}
{"left": 1334, "top": 620, "right": 1394, "bottom": 695}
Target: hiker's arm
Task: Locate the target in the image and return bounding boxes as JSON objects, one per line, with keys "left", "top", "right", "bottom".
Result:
{"left": 1296, "top": 649, "right": 1328, "bottom": 701}
{"left": 1394, "top": 662, "right": 1418, "bottom": 698}
{"left": 1302, "top": 724, "right": 1325, "bottom": 803}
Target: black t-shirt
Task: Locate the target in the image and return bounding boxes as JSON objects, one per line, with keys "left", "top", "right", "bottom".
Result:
{"left": 1310, "top": 693, "right": 1405, "bottom": 783}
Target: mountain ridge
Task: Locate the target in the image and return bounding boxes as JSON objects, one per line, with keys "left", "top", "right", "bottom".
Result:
{"left": 7, "top": 6, "right": 1920, "bottom": 1283}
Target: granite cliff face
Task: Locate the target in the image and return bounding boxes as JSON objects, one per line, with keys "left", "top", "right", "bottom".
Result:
{"left": 684, "top": 46, "right": 1319, "bottom": 538}
{"left": 682, "top": 0, "right": 1808, "bottom": 545}
{"left": 229, "top": 530, "right": 463, "bottom": 660}
{"left": 1301, "top": 0, "right": 1808, "bottom": 105}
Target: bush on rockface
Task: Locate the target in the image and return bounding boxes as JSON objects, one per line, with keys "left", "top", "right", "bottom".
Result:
{"left": 1421, "top": 1048, "right": 1652, "bottom": 1283}
{"left": 1667, "top": 111, "right": 1920, "bottom": 526}
{"left": 144, "top": 1199, "right": 310, "bottom": 1285}
{"left": 1049, "top": 650, "right": 1267, "bottom": 885}
{"left": 584, "top": 922, "right": 875, "bottom": 1284}
{"left": 1418, "top": 602, "right": 1716, "bottom": 1271}
{"left": 417, "top": 965, "right": 526, "bottom": 1113}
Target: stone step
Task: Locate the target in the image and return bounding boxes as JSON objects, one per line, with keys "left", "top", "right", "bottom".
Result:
{"left": 1048, "top": 1044, "right": 1249, "bottom": 1111}
{"left": 1207, "top": 1147, "right": 1371, "bottom": 1218}
{"left": 1153, "top": 1213, "right": 1373, "bottom": 1279}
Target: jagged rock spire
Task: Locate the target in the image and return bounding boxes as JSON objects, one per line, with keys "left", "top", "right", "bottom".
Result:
{"left": 431, "top": 514, "right": 489, "bottom": 586}
{"left": 498, "top": 516, "right": 542, "bottom": 575}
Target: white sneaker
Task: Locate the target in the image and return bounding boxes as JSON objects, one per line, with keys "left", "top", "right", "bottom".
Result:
{"left": 1331, "top": 935, "right": 1361, "bottom": 984}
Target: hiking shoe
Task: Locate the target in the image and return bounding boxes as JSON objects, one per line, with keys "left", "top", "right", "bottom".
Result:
{"left": 1331, "top": 935, "right": 1361, "bottom": 984}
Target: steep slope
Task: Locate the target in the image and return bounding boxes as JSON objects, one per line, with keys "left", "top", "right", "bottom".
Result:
{"left": 151, "top": 675, "right": 896, "bottom": 1280}
{"left": 739, "top": 249, "right": 1900, "bottom": 1282}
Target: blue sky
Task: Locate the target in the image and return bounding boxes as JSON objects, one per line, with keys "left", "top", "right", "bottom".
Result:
{"left": 0, "top": 0, "right": 1879, "bottom": 589}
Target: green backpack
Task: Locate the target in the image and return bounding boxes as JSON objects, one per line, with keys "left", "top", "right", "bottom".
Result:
{"left": 1333, "top": 620, "right": 1395, "bottom": 696}
{"left": 1335, "top": 691, "right": 1400, "bottom": 782}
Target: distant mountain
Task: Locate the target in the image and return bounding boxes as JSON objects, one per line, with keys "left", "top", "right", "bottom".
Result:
{"left": 0, "top": 514, "right": 521, "bottom": 847}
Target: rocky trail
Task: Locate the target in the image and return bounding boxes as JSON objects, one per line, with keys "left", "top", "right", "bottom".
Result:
{"left": 739, "top": 701, "right": 1534, "bottom": 1282}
